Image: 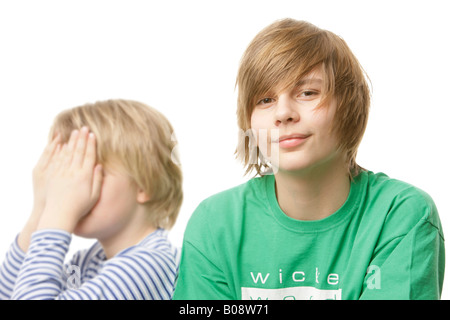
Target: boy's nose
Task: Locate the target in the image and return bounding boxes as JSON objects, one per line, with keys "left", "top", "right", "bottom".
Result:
{"left": 274, "top": 94, "right": 300, "bottom": 126}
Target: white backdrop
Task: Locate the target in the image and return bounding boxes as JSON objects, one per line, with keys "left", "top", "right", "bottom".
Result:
{"left": 1, "top": 0, "right": 449, "bottom": 299}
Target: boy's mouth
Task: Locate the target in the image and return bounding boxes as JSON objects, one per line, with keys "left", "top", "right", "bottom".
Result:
{"left": 274, "top": 133, "right": 311, "bottom": 148}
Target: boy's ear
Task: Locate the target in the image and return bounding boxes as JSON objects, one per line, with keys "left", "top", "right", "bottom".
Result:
{"left": 136, "top": 189, "right": 152, "bottom": 204}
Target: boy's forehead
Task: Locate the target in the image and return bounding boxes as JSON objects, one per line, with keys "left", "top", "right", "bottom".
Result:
{"left": 295, "top": 67, "right": 324, "bottom": 84}
{"left": 269, "top": 68, "right": 324, "bottom": 94}
{"left": 295, "top": 76, "right": 323, "bottom": 87}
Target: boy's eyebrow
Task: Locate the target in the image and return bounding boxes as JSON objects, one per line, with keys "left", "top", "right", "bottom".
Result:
{"left": 267, "top": 78, "right": 324, "bottom": 97}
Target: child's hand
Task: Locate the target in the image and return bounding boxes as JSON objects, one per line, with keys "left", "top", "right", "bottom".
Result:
{"left": 17, "top": 134, "right": 62, "bottom": 251}
{"left": 31, "top": 133, "right": 62, "bottom": 215}
{"left": 37, "top": 127, "right": 103, "bottom": 233}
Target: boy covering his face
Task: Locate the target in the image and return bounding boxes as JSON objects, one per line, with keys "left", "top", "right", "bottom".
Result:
{"left": 0, "top": 99, "right": 183, "bottom": 299}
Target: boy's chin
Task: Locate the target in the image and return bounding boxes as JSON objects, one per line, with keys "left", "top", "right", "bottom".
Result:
{"left": 273, "top": 160, "right": 315, "bottom": 175}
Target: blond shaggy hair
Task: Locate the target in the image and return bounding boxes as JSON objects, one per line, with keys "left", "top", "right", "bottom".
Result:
{"left": 49, "top": 99, "right": 183, "bottom": 229}
{"left": 236, "top": 18, "right": 371, "bottom": 177}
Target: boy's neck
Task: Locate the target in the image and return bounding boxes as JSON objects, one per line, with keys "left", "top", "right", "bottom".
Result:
{"left": 273, "top": 156, "right": 350, "bottom": 221}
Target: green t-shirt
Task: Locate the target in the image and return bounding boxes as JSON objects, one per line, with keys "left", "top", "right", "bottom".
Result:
{"left": 173, "top": 171, "right": 445, "bottom": 300}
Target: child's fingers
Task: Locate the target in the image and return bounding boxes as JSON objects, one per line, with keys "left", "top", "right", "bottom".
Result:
{"left": 72, "top": 127, "right": 89, "bottom": 167}
{"left": 49, "top": 143, "right": 64, "bottom": 172}
{"left": 36, "top": 133, "right": 61, "bottom": 170}
{"left": 66, "top": 129, "right": 79, "bottom": 151}
{"left": 83, "top": 132, "right": 97, "bottom": 169}
{"left": 46, "top": 133, "right": 61, "bottom": 160}
{"left": 63, "top": 129, "right": 79, "bottom": 167}
{"left": 91, "top": 164, "right": 104, "bottom": 203}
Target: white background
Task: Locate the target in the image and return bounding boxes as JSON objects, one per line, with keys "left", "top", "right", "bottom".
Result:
{"left": 1, "top": 0, "right": 449, "bottom": 299}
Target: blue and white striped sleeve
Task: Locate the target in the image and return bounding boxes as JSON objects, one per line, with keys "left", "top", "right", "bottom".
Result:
{"left": 11, "top": 229, "right": 178, "bottom": 300}
{"left": 88, "top": 248, "right": 178, "bottom": 300}
{"left": 0, "top": 235, "right": 26, "bottom": 299}
{"left": 11, "top": 229, "right": 72, "bottom": 300}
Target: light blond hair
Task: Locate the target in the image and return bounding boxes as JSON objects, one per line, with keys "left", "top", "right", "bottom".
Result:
{"left": 236, "top": 18, "right": 371, "bottom": 177}
{"left": 49, "top": 99, "right": 182, "bottom": 229}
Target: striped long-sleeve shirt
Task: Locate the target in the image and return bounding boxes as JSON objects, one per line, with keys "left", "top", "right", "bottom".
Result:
{"left": 0, "top": 228, "right": 179, "bottom": 300}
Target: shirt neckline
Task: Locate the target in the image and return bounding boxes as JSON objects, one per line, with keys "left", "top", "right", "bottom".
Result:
{"left": 263, "top": 172, "right": 365, "bottom": 233}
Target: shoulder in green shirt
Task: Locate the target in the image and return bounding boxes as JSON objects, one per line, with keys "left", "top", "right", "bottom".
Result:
{"left": 173, "top": 171, "right": 445, "bottom": 300}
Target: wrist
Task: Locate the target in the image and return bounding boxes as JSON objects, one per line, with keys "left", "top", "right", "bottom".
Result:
{"left": 36, "top": 206, "right": 79, "bottom": 234}
{"left": 17, "top": 207, "right": 46, "bottom": 252}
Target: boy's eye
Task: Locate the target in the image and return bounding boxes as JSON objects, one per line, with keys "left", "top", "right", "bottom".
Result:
{"left": 256, "top": 97, "right": 274, "bottom": 105}
{"left": 299, "top": 90, "right": 319, "bottom": 99}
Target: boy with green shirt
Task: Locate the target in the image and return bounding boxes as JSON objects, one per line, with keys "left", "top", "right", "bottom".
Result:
{"left": 173, "top": 19, "right": 444, "bottom": 300}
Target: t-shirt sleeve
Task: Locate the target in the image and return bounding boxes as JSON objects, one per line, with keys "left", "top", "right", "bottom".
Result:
{"left": 359, "top": 188, "right": 445, "bottom": 300}
{"left": 173, "top": 201, "right": 235, "bottom": 300}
